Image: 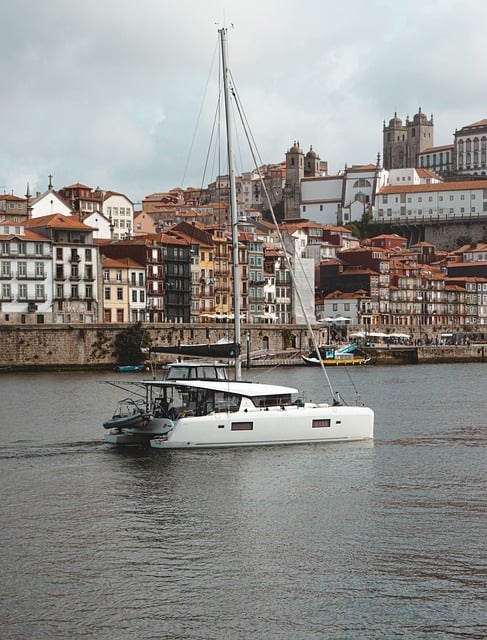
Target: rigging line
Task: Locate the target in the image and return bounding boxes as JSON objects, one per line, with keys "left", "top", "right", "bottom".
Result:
{"left": 201, "top": 93, "right": 223, "bottom": 192}
{"left": 180, "top": 35, "right": 220, "bottom": 188}
{"left": 229, "top": 71, "right": 280, "bottom": 209}
{"left": 230, "top": 87, "right": 339, "bottom": 405}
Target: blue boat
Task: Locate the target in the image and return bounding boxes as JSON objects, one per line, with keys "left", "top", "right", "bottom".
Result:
{"left": 115, "top": 364, "right": 145, "bottom": 372}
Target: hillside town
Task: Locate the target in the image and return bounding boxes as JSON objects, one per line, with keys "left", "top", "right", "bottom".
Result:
{"left": 1, "top": 113, "right": 486, "bottom": 332}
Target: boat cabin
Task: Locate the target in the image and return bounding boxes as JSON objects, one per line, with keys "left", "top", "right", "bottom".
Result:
{"left": 163, "top": 361, "right": 229, "bottom": 381}
{"left": 148, "top": 379, "right": 297, "bottom": 420}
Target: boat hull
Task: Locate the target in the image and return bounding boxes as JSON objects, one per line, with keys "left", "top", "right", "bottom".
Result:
{"left": 150, "top": 404, "right": 373, "bottom": 449}
{"left": 301, "top": 355, "right": 370, "bottom": 366}
{"left": 104, "top": 419, "right": 173, "bottom": 445}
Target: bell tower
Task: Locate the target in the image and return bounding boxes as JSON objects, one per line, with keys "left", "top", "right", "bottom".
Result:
{"left": 284, "top": 141, "right": 304, "bottom": 219}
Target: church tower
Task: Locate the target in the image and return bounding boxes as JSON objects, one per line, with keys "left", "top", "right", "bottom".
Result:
{"left": 383, "top": 113, "right": 407, "bottom": 169}
{"left": 304, "top": 146, "right": 321, "bottom": 176}
{"left": 383, "top": 108, "right": 434, "bottom": 169}
{"left": 407, "top": 108, "right": 434, "bottom": 166}
{"left": 283, "top": 141, "right": 304, "bottom": 219}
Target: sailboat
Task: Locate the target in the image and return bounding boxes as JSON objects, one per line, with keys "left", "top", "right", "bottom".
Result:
{"left": 104, "top": 28, "right": 374, "bottom": 448}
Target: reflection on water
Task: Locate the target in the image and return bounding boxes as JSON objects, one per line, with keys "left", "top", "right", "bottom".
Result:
{"left": 0, "top": 364, "right": 486, "bottom": 639}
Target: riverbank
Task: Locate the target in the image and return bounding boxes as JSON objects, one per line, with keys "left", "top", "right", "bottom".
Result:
{"left": 1, "top": 323, "right": 485, "bottom": 371}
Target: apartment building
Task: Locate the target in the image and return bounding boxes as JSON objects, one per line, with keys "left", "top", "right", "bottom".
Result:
{"left": 0, "top": 219, "right": 53, "bottom": 324}
{"left": 375, "top": 179, "right": 487, "bottom": 222}
{"left": 24, "top": 214, "right": 101, "bottom": 323}
{"left": 102, "top": 256, "right": 146, "bottom": 323}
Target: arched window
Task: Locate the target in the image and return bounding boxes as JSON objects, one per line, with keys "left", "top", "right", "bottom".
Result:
{"left": 353, "top": 179, "right": 371, "bottom": 188}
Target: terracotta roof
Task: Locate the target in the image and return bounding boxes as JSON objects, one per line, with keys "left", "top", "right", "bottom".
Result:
{"left": 416, "top": 168, "right": 442, "bottom": 179}
{"left": 24, "top": 213, "right": 93, "bottom": 230}
{"left": 379, "top": 179, "right": 487, "bottom": 194}
{"left": 421, "top": 144, "right": 454, "bottom": 153}
{"left": 345, "top": 164, "right": 378, "bottom": 172}
{"left": 102, "top": 256, "right": 144, "bottom": 269}
{"left": 462, "top": 119, "right": 487, "bottom": 129}
{"left": 0, "top": 194, "right": 26, "bottom": 201}
{"left": 62, "top": 182, "right": 92, "bottom": 190}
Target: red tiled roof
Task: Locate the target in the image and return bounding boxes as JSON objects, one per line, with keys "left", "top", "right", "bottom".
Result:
{"left": 379, "top": 179, "right": 487, "bottom": 194}
{"left": 24, "top": 213, "right": 93, "bottom": 230}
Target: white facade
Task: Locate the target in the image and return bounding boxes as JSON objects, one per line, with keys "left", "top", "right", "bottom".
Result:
{"left": 300, "top": 166, "right": 389, "bottom": 225}
{"left": 83, "top": 212, "right": 113, "bottom": 240}
{"left": 0, "top": 221, "right": 53, "bottom": 323}
{"left": 375, "top": 179, "right": 487, "bottom": 222}
{"left": 387, "top": 167, "right": 441, "bottom": 186}
{"left": 30, "top": 189, "right": 71, "bottom": 217}
{"left": 318, "top": 298, "right": 361, "bottom": 324}
{"left": 103, "top": 193, "right": 134, "bottom": 240}
{"left": 418, "top": 145, "right": 454, "bottom": 175}
{"left": 300, "top": 176, "right": 342, "bottom": 224}
{"left": 454, "top": 120, "right": 487, "bottom": 176}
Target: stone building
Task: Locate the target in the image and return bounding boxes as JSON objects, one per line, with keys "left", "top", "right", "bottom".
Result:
{"left": 383, "top": 108, "right": 434, "bottom": 170}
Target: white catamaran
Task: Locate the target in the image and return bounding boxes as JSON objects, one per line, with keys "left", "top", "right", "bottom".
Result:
{"left": 103, "top": 28, "right": 374, "bottom": 448}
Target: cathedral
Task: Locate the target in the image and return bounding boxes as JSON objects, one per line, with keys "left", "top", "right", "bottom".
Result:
{"left": 382, "top": 108, "right": 434, "bottom": 170}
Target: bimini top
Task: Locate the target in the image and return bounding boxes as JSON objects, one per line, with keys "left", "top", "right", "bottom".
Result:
{"left": 141, "top": 378, "right": 299, "bottom": 398}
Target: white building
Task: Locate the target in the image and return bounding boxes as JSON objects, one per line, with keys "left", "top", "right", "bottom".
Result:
{"left": 300, "top": 164, "right": 389, "bottom": 225}
{"left": 0, "top": 220, "right": 53, "bottom": 324}
{"left": 101, "top": 191, "right": 135, "bottom": 240}
{"left": 375, "top": 179, "right": 487, "bottom": 222}
{"left": 30, "top": 187, "right": 71, "bottom": 218}
{"left": 24, "top": 214, "right": 102, "bottom": 323}
{"left": 454, "top": 119, "right": 487, "bottom": 177}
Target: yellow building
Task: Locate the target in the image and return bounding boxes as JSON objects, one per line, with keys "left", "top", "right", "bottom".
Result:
{"left": 102, "top": 256, "right": 145, "bottom": 323}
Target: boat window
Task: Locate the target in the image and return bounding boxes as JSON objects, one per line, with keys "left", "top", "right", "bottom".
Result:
{"left": 312, "top": 419, "right": 331, "bottom": 428}
{"left": 231, "top": 421, "right": 253, "bottom": 431}
{"left": 251, "top": 394, "right": 293, "bottom": 407}
{"left": 167, "top": 366, "right": 189, "bottom": 380}
{"left": 213, "top": 391, "right": 241, "bottom": 412}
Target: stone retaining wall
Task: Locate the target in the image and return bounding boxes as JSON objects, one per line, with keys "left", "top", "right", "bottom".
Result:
{"left": 0, "top": 324, "right": 328, "bottom": 370}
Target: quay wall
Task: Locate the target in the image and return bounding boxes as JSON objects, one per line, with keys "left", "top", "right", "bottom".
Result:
{"left": 0, "top": 324, "right": 485, "bottom": 370}
{"left": 0, "top": 323, "right": 327, "bottom": 371}
{"left": 367, "top": 345, "right": 486, "bottom": 365}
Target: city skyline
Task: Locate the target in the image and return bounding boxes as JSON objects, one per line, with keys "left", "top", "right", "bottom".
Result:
{"left": 1, "top": 0, "right": 486, "bottom": 204}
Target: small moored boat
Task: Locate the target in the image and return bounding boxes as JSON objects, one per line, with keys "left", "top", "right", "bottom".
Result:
{"left": 301, "top": 344, "right": 370, "bottom": 366}
{"left": 115, "top": 364, "right": 146, "bottom": 372}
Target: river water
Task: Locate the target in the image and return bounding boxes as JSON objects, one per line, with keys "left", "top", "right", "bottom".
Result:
{"left": 0, "top": 363, "right": 486, "bottom": 639}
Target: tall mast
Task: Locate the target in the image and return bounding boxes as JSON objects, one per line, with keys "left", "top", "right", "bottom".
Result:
{"left": 220, "top": 27, "right": 241, "bottom": 380}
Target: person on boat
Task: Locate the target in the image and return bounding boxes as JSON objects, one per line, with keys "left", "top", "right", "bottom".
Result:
{"left": 153, "top": 396, "right": 171, "bottom": 418}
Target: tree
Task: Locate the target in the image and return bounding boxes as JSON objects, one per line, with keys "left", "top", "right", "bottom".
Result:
{"left": 455, "top": 235, "right": 473, "bottom": 247}
{"left": 114, "top": 322, "right": 151, "bottom": 365}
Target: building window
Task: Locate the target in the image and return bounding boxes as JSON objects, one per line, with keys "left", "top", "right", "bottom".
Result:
{"left": 35, "top": 284, "right": 45, "bottom": 300}
{"left": 104, "top": 287, "right": 111, "bottom": 300}
{"left": 117, "top": 287, "right": 123, "bottom": 300}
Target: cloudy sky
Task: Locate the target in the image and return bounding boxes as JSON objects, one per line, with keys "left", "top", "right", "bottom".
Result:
{"left": 1, "top": 0, "right": 486, "bottom": 204}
